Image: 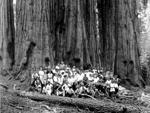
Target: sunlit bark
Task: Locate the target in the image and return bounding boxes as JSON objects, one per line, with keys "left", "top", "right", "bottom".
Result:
{"left": 0, "top": 0, "right": 15, "bottom": 71}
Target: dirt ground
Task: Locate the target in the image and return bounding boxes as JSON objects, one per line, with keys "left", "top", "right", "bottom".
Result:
{"left": 1, "top": 87, "right": 93, "bottom": 113}
{"left": 1, "top": 74, "right": 150, "bottom": 113}
{"left": 0, "top": 74, "right": 96, "bottom": 113}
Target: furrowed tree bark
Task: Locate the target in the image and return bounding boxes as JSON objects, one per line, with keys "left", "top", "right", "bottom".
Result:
{"left": 15, "top": 0, "right": 55, "bottom": 80}
{"left": 97, "top": 0, "right": 145, "bottom": 88}
{"left": 0, "top": 0, "right": 15, "bottom": 71}
{"left": 15, "top": 0, "right": 99, "bottom": 77}
{"left": 12, "top": 90, "right": 150, "bottom": 113}
{"left": 53, "top": 0, "right": 99, "bottom": 69}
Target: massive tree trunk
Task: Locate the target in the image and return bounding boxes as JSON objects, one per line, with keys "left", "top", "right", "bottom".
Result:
{"left": 97, "top": 0, "right": 145, "bottom": 87}
{"left": 15, "top": 0, "right": 99, "bottom": 74}
{"left": 15, "top": 0, "right": 55, "bottom": 73}
{"left": 15, "top": 0, "right": 144, "bottom": 88}
{"left": 0, "top": 0, "right": 15, "bottom": 72}
{"left": 52, "top": 0, "right": 99, "bottom": 69}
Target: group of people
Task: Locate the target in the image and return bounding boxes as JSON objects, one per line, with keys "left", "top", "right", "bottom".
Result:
{"left": 31, "top": 62, "right": 120, "bottom": 98}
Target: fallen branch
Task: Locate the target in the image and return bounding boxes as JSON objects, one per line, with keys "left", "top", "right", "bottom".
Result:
{"left": 119, "top": 95, "right": 135, "bottom": 98}
{"left": 79, "top": 93, "right": 97, "bottom": 100}
{"left": 10, "top": 90, "right": 150, "bottom": 113}
{"left": 8, "top": 103, "right": 24, "bottom": 110}
{"left": 0, "top": 83, "right": 8, "bottom": 89}
{"left": 40, "top": 104, "right": 53, "bottom": 111}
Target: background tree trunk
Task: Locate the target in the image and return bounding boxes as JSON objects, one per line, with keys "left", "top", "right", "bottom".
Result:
{"left": 0, "top": 0, "right": 15, "bottom": 72}
{"left": 15, "top": 0, "right": 55, "bottom": 73}
{"left": 97, "top": 0, "right": 145, "bottom": 87}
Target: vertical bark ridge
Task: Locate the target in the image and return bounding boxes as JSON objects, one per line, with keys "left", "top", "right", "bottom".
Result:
{"left": 0, "top": 0, "right": 15, "bottom": 71}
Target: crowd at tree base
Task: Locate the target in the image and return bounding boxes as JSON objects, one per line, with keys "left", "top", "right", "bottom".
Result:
{"left": 11, "top": 62, "right": 148, "bottom": 113}
{"left": 30, "top": 62, "right": 122, "bottom": 100}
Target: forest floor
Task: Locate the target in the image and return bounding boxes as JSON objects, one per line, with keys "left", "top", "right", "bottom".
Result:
{"left": 0, "top": 74, "right": 89, "bottom": 113}
{"left": 1, "top": 74, "right": 150, "bottom": 113}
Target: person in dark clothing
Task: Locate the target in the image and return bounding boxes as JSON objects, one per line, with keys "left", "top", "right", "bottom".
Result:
{"left": 83, "top": 74, "right": 88, "bottom": 87}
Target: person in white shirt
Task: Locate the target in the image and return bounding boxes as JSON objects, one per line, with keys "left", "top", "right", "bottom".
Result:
{"left": 47, "top": 73, "right": 54, "bottom": 85}
{"left": 77, "top": 73, "right": 84, "bottom": 82}
{"left": 38, "top": 67, "right": 45, "bottom": 84}
{"left": 62, "top": 83, "right": 70, "bottom": 97}
{"left": 105, "top": 79, "right": 111, "bottom": 87}
{"left": 44, "top": 82, "right": 53, "bottom": 95}
{"left": 93, "top": 75, "right": 99, "bottom": 83}
{"left": 43, "top": 70, "right": 48, "bottom": 85}
{"left": 109, "top": 79, "right": 119, "bottom": 98}
{"left": 105, "top": 78, "right": 112, "bottom": 97}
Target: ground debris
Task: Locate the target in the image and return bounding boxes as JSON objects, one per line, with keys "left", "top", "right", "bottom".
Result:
{"left": 0, "top": 88, "right": 90, "bottom": 113}
{"left": 8, "top": 89, "right": 150, "bottom": 113}
{"left": 0, "top": 82, "right": 8, "bottom": 89}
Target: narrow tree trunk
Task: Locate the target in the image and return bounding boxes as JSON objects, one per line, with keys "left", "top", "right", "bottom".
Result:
{"left": 97, "top": 0, "right": 145, "bottom": 87}
{"left": 0, "top": 0, "right": 15, "bottom": 71}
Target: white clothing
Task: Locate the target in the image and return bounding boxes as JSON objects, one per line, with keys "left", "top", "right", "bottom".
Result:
{"left": 110, "top": 87, "right": 115, "bottom": 92}
{"left": 110, "top": 83, "right": 118, "bottom": 92}
{"left": 55, "top": 66, "right": 60, "bottom": 69}
{"left": 88, "top": 76, "right": 93, "bottom": 81}
{"left": 39, "top": 70, "right": 45, "bottom": 84}
{"left": 47, "top": 78, "right": 53, "bottom": 84}
{"left": 93, "top": 77, "right": 99, "bottom": 83}
{"left": 53, "top": 76, "right": 63, "bottom": 85}
{"left": 78, "top": 73, "right": 84, "bottom": 81}
{"left": 31, "top": 73, "right": 35, "bottom": 79}
{"left": 47, "top": 73, "right": 53, "bottom": 78}
{"left": 62, "top": 84, "right": 70, "bottom": 92}
{"left": 68, "top": 77, "right": 75, "bottom": 85}
{"left": 105, "top": 80, "right": 111, "bottom": 88}
{"left": 105, "top": 80, "right": 111, "bottom": 84}
{"left": 53, "top": 76, "right": 58, "bottom": 82}
{"left": 51, "top": 69, "right": 57, "bottom": 74}
{"left": 92, "top": 69, "right": 97, "bottom": 74}
{"left": 110, "top": 83, "right": 118, "bottom": 88}
{"left": 118, "top": 86, "right": 126, "bottom": 91}
{"left": 45, "top": 84, "right": 53, "bottom": 95}
{"left": 39, "top": 70, "right": 44, "bottom": 76}
{"left": 40, "top": 74, "right": 47, "bottom": 85}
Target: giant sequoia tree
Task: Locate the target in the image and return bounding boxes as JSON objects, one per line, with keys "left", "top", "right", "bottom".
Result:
{"left": 15, "top": 0, "right": 99, "bottom": 74}
{"left": 55, "top": 0, "right": 99, "bottom": 69}
{"left": 15, "top": 0, "right": 54, "bottom": 73}
{"left": 98, "top": 0, "right": 145, "bottom": 87}
{"left": 13, "top": 0, "right": 145, "bottom": 88}
{"left": 0, "top": 0, "right": 15, "bottom": 71}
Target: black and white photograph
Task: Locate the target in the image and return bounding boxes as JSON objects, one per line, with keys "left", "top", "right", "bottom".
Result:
{"left": 1, "top": 0, "right": 150, "bottom": 113}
